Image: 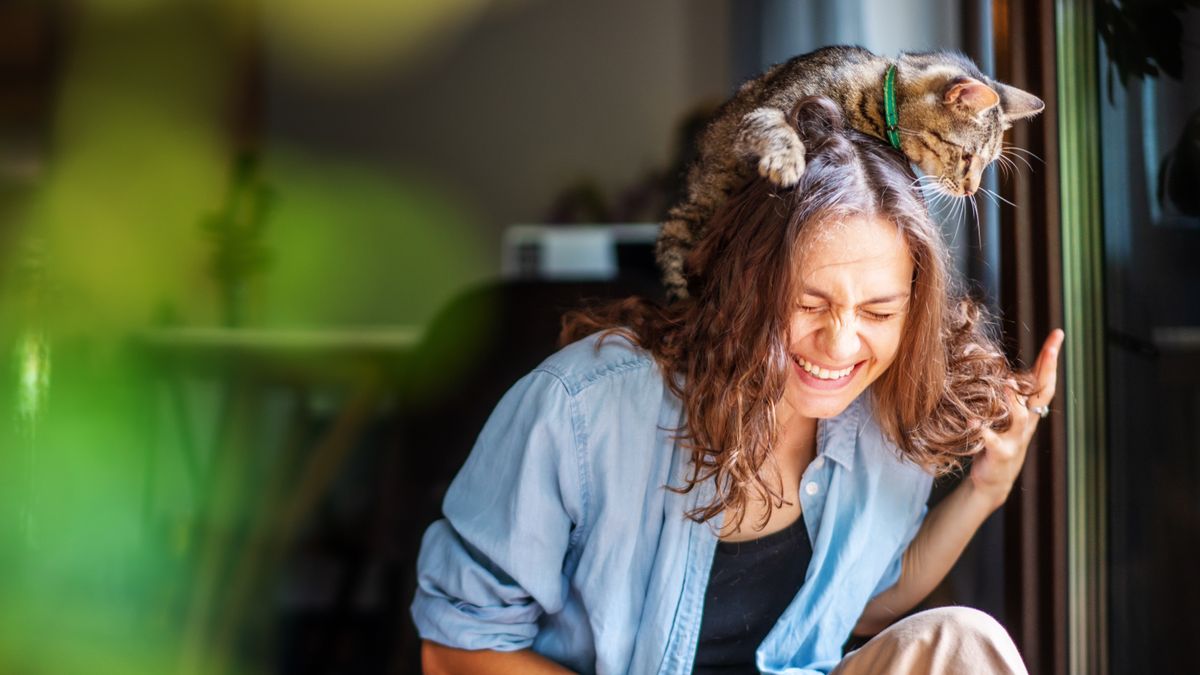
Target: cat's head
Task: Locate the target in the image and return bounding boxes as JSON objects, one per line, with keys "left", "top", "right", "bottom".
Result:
{"left": 894, "top": 51, "right": 1044, "bottom": 197}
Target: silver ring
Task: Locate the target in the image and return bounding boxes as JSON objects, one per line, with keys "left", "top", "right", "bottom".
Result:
{"left": 1030, "top": 404, "right": 1050, "bottom": 418}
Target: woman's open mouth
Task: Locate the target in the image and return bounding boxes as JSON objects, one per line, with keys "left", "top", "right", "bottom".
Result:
{"left": 790, "top": 355, "right": 864, "bottom": 391}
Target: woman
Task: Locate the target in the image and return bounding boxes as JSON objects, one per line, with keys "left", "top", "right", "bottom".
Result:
{"left": 411, "top": 98, "right": 1063, "bottom": 674}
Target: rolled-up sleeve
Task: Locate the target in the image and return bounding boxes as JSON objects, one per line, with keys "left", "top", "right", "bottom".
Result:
{"left": 410, "top": 369, "right": 587, "bottom": 651}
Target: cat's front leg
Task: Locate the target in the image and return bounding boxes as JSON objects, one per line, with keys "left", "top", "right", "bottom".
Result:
{"left": 737, "top": 107, "right": 806, "bottom": 187}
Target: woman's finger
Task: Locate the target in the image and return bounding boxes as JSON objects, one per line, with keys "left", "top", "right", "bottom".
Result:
{"left": 1031, "top": 329, "right": 1065, "bottom": 407}
{"left": 1034, "top": 329, "right": 1064, "bottom": 382}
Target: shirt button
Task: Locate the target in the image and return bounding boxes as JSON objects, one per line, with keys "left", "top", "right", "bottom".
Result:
{"left": 805, "top": 482, "right": 819, "bottom": 496}
{"left": 811, "top": 456, "right": 825, "bottom": 470}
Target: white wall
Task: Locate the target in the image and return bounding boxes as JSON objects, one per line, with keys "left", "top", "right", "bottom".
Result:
{"left": 260, "top": 0, "right": 734, "bottom": 326}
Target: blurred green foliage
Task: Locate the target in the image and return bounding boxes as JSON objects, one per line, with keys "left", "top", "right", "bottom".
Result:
{"left": 0, "top": 0, "right": 498, "bottom": 672}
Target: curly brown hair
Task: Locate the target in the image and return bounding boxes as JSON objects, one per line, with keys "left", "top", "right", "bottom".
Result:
{"left": 561, "top": 97, "right": 1035, "bottom": 531}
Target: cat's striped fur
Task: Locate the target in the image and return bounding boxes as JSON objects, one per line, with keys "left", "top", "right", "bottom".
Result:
{"left": 657, "top": 46, "right": 1044, "bottom": 300}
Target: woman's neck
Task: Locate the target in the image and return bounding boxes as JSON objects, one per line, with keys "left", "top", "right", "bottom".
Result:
{"left": 775, "top": 402, "right": 818, "bottom": 469}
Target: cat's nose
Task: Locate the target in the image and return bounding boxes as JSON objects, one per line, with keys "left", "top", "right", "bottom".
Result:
{"left": 963, "top": 177, "right": 979, "bottom": 196}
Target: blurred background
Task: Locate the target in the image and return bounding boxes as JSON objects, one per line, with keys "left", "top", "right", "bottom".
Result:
{"left": 0, "top": 0, "right": 1195, "bottom": 673}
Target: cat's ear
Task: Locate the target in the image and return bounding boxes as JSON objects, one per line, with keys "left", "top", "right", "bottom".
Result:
{"left": 942, "top": 77, "right": 1000, "bottom": 115}
{"left": 994, "top": 82, "right": 1045, "bottom": 123}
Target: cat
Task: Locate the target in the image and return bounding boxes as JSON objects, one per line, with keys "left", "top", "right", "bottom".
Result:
{"left": 656, "top": 45, "right": 1045, "bottom": 300}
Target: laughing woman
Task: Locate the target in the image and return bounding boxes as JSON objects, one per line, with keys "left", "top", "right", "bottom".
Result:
{"left": 410, "top": 97, "right": 1063, "bottom": 675}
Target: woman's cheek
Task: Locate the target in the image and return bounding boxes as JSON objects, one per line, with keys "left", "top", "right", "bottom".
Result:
{"left": 868, "top": 321, "right": 906, "bottom": 364}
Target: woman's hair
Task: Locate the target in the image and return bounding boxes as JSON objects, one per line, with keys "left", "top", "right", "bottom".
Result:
{"left": 561, "top": 97, "right": 1035, "bottom": 531}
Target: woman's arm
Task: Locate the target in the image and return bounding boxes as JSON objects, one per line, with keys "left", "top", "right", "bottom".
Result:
{"left": 411, "top": 371, "right": 585, "bottom": 658}
{"left": 855, "top": 329, "right": 1064, "bottom": 635}
{"left": 421, "top": 642, "right": 575, "bottom": 675}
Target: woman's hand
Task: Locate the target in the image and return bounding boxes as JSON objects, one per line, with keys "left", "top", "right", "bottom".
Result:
{"left": 968, "top": 329, "right": 1065, "bottom": 509}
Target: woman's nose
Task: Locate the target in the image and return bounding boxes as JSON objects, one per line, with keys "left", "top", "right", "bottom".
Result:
{"left": 822, "top": 315, "right": 861, "bottom": 362}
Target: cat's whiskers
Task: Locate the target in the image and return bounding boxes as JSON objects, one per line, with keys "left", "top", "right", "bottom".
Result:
{"left": 1001, "top": 145, "right": 1042, "bottom": 173}
{"left": 947, "top": 178, "right": 969, "bottom": 226}
{"left": 978, "top": 186, "right": 1019, "bottom": 209}
{"left": 947, "top": 196, "right": 967, "bottom": 239}
{"left": 926, "top": 178, "right": 953, "bottom": 201}
{"left": 916, "top": 180, "right": 945, "bottom": 206}
{"left": 968, "top": 193, "right": 981, "bottom": 246}
{"left": 976, "top": 187, "right": 1001, "bottom": 209}
{"left": 923, "top": 177, "right": 965, "bottom": 227}
{"left": 992, "top": 155, "right": 1012, "bottom": 180}
{"left": 911, "top": 176, "right": 945, "bottom": 208}
{"left": 933, "top": 194, "right": 956, "bottom": 221}
{"left": 954, "top": 189, "right": 967, "bottom": 228}
{"left": 954, "top": 198, "right": 967, "bottom": 244}
{"left": 993, "top": 153, "right": 1021, "bottom": 180}
{"left": 1000, "top": 150, "right": 1034, "bottom": 173}
{"left": 1002, "top": 143, "right": 1044, "bottom": 163}
{"left": 910, "top": 174, "right": 940, "bottom": 191}
{"left": 941, "top": 193, "right": 965, "bottom": 245}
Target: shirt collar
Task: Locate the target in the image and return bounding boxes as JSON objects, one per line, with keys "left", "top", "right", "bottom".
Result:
{"left": 816, "top": 394, "right": 869, "bottom": 471}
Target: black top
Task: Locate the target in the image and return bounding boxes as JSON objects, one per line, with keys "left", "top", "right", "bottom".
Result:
{"left": 692, "top": 514, "right": 813, "bottom": 674}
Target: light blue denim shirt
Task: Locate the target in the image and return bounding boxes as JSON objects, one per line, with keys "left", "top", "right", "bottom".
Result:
{"left": 411, "top": 333, "right": 933, "bottom": 674}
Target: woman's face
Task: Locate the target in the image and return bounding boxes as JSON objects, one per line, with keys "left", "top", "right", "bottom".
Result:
{"left": 783, "top": 215, "right": 914, "bottom": 420}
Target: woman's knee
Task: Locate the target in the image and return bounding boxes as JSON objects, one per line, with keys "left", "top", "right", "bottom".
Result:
{"left": 916, "top": 606, "right": 1004, "bottom": 631}
{"left": 904, "top": 606, "right": 1021, "bottom": 656}
{"left": 836, "top": 607, "right": 1027, "bottom": 675}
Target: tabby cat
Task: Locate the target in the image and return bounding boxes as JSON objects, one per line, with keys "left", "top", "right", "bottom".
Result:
{"left": 656, "top": 46, "right": 1044, "bottom": 300}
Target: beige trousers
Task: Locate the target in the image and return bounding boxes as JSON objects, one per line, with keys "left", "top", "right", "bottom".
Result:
{"left": 831, "top": 607, "right": 1030, "bottom": 675}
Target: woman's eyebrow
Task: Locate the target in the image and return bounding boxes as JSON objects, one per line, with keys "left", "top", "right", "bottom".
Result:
{"left": 800, "top": 288, "right": 911, "bottom": 305}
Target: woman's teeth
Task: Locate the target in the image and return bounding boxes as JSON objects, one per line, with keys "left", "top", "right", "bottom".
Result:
{"left": 795, "top": 356, "right": 855, "bottom": 380}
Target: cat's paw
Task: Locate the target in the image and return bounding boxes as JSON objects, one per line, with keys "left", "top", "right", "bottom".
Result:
{"left": 758, "top": 144, "right": 806, "bottom": 187}
{"left": 738, "top": 107, "right": 807, "bottom": 187}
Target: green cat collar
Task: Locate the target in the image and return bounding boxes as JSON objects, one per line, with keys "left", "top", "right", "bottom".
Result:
{"left": 883, "top": 65, "right": 901, "bottom": 150}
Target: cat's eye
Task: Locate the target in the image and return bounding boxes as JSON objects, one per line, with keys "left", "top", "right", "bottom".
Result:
{"left": 962, "top": 152, "right": 974, "bottom": 165}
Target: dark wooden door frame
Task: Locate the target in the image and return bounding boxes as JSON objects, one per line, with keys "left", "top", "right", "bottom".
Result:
{"left": 974, "top": 1, "right": 1071, "bottom": 673}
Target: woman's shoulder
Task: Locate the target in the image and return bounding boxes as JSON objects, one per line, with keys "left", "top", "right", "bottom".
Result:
{"left": 532, "top": 331, "right": 680, "bottom": 470}
{"left": 531, "top": 330, "right": 662, "bottom": 397}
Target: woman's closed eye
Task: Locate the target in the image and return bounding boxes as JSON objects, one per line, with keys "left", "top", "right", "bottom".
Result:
{"left": 797, "top": 305, "right": 900, "bottom": 322}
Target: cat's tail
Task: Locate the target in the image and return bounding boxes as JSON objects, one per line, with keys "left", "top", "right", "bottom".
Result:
{"left": 656, "top": 157, "right": 745, "bottom": 301}
{"left": 656, "top": 207, "right": 698, "bottom": 301}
